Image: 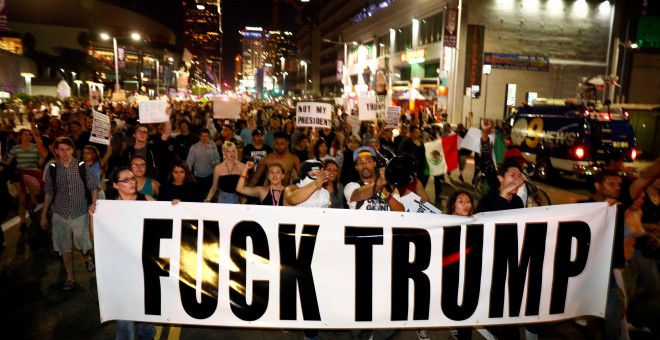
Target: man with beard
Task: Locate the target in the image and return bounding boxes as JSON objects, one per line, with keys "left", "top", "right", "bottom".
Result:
{"left": 344, "top": 145, "right": 403, "bottom": 211}
{"left": 250, "top": 131, "right": 300, "bottom": 186}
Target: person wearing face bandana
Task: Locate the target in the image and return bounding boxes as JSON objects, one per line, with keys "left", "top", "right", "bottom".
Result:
{"left": 283, "top": 159, "right": 330, "bottom": 208}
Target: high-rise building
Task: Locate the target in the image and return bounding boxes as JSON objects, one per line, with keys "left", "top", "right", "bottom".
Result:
{"left": 238, "top": 28, "right": 296, "bottom": 93}
{"left": 238, "top": 27, "right": 267, "bottom": 92}
{"left": 183, "top": 1, "right": 222, "bottom": 85}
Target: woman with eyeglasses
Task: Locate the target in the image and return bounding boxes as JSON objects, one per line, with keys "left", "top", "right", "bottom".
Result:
{"left": 158, "top": 159, "right": 203, "bottom": 204}
{"left": 205, "top": 141, "right": 245, "bottom": 204}
{"left": 236, "top": 161, "right": 285, "bottom": 206}
{"left": 105, "top": 166, "right": 155, "bottom": 339}
{"left": 129, "top": 154, "right": 160, "bottom": 198}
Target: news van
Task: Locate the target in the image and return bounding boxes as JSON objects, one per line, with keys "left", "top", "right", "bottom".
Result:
{"left": 505, "top": 99, "right": 637, "bottom": 180}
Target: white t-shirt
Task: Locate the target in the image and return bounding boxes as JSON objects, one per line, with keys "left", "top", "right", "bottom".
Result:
{"left": 344, "top": 181, "right": 401, "bottom": 210}
{"left": 295, "top": 177, "right": 330, "bottom": 208}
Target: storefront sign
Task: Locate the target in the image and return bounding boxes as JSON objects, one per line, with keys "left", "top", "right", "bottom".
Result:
{"left": 484, "top": 53, "right": 549, "bottom": 72}
{"left": 401, "top": 49, "right": 426, "bottom": 64}
{"left": 463, "top": 25, "right": 485, "bottom": 88}
{"left": 443, "top": 8, "right": 458, "bottom": 48}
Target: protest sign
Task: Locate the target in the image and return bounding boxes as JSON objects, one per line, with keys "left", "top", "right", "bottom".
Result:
{"left": 295, "top": 102, "right": 333, "bottom": 128}
{"left": 399, "top": 192, "right": 441, "bottom": 214}
{"left": 213, "top": 98, "right": 242, "bottom": 119}
{"left": 385, "top": 106, "right": 400, "bottom": 129}
{"left": 358, "top": 96, "right": 377, "bottom": 121}
{"left": 138, "top": 100, "right": 169, "bottom": 124}
{"left": 90, "top": 110, "right": 111, "bottom": 145}
{"left": 95, "top": 202, "right": 615, "bottom": 329}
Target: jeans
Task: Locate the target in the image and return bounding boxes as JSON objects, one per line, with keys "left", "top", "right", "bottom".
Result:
{"left": 603, "top": 272, "right": 622, "bottom": 340}
{"left": 116, "top": 320, "right": 156, "bottom": 340}
{"left": 218, "top": 191, "right": 239, "bottom": 204}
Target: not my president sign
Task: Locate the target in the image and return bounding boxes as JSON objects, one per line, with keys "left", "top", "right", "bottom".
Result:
{"left": 94, "top": 202, "right": 615, "bottom": 329}
{"left": 296, "top": 102, "right": 333, "bottom": 128}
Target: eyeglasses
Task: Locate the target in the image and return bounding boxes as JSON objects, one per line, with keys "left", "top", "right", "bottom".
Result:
{"left": 131, "top": 163, "right": 146, "bottom": 168}
{"left": 116, "top": 177, "right": 137, "bottom": 184}
{"left": 135, "top": 129, "right": 148, "bottom": 134}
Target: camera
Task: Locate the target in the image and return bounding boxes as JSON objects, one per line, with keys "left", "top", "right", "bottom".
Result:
{"left": 374, "top": 146, "right": 418, "bottom": 187}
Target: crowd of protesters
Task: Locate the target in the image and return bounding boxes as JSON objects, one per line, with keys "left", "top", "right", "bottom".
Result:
{"left": 1, "top": 96, "right": 659, "bottom": 340}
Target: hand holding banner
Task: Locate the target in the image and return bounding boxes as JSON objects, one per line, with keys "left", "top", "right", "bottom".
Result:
{"left": 138, "top": 100, "right": 169, "bottom": 123}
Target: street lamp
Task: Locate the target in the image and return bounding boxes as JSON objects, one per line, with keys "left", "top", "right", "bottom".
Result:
{"left": 100, "top": 32, "right": 141, "bottom": 93}
{"left": 609, "top": 37, "right": 639, "bottom": 102}
{"left": 20, "top": 72, "right": 35, "bottom": 95}
{"left": 482, "top": 64, "right": 491, "bottom": 119}
{"left": 300, "top": 60, "right": 308, "bottom": 96}
{"left": 323, "top": 38, "right": 358, "bottom": 69}
{"left": 74, "top": 80, "right": 83, "bottom": 97}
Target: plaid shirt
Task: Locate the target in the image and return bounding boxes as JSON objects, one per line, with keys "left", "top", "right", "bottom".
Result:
{"left": 44, "top": 158, "right": 96, "bottom": 219}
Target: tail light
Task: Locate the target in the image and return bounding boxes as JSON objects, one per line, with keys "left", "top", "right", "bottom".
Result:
{"left": 623, "top": 111, "right": 629, "bottom": 118}
{"left": 599, "top": 113, "right": 610, "bottom": 120}
{"left": 575, "top": 146, "right": 585, "bottom": 159}
{"left": 631, "top": 148, "right": 637, "bottom": 161}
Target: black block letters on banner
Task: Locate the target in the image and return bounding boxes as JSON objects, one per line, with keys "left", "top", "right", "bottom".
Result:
{"left": 279, "top": 224, "right": 321, "bottom": 321}
{"left": 391, "top": 228, "right": 431, "bottom": 321}
{"left": 550, "top": 221, "right": 591, "bottom": 314}
{"left": 230, "top": 221, "right": 270, "bottom": 321}
{"left": 345, "top": 227, "right": 384, "bottom": 321}
{"left": 143, "top": 219, "right": 173, "bottom": 315}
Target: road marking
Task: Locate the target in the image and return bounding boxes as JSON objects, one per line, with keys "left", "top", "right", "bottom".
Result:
{"left": 168, "top": 325, "right": 181, "bottom": 340}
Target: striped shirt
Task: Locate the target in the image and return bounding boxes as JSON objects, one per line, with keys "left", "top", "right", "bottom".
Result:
{"left": 8, "top": 144, "right": 40, "bottom": 170}
{"left": 44, "top": 159, "right": 96, "bottom": 219}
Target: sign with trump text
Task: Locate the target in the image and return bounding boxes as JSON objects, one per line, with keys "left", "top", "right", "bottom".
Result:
{"left": 94, "top": 202, "right": 615, "bottom": 329}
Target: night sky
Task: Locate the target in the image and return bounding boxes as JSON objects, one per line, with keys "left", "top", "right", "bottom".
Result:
{"left": 103, "top": 0, "right": 300, "bottom": 86}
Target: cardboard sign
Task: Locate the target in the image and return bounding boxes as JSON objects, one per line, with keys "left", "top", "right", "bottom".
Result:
{"left": 385, "top": 106, "right": 401, "bottom": 129}
{"left": 295, "top": 102, "right": 333, "bottom": 128}
{"left": 90, "top": 110, "right": 111, "bottom": 145}
{"left": 138, "top": 100, "right": 169, "bottom": 124}
{"left": 358, "top": 96, "right": 377, "bottom": 121}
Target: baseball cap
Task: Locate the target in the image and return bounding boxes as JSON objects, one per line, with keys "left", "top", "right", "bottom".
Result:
{"left": 252, "top": 128, "right": 264, "bottom": 136}
{"left": 353, "top": 146, "right": 376, "bottom": 161}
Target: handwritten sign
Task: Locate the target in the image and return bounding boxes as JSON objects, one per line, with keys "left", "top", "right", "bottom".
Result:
{"left": 213, "top": 98, "right": 242, "bottom": 119}
{"left": 385, "top": 106, "right": 400, "bottom": 129}
{"left": 295, "top": 102, "right": 333, "bottom": 128}
{"left": 138, "top": 100, "right": 169, "bottom": 124}
{"left": 358, "top": 96, "right": 377, "bottom": 121}
{"left": 90, "top": 110, "right": 111, "bottom": 145}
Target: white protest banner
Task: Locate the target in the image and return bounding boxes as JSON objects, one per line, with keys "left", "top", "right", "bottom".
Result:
{"left": 385, "top": 106, "right": 400, "bottom": 129}
{"left": 358, "top": 96, "right": 377, "bottom": 121}
{"left": 95, "top": 202, "right": 615, "bottom": 329}
{"left": 400, "top": 192, "right": 441, "bottom": 214}
{"left": 90, "top": 110, "right": 111, "bottom": 145}
{"left": 295, "top": 102, "right": 333, "bottom": 128}
{"left": 138, "top": 100, "right": 169, "bottom": 124}
{"left": 213, "top": 98, "right": 242, "bottom": 119}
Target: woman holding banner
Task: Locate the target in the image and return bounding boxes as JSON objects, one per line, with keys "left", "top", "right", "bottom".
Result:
{"left": 105, "top": 166, "right": 156, "bottom": 339}
{"left": 236, "top": 160, "right": 285, "bottom": 206}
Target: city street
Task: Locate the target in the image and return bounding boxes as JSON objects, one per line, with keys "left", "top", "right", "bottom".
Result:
{"left": 1, "top": 159, "right": 658, "bottom": 340}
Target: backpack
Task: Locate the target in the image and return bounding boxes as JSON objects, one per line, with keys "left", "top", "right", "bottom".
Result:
{"left": 48, "top": 161, "right": 93, "bottom": 205}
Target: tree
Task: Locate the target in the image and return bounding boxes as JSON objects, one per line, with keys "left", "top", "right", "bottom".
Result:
{"left": 77, "top": 31, "right": 91, "bottom": 51}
